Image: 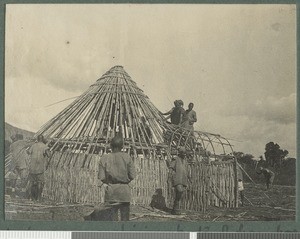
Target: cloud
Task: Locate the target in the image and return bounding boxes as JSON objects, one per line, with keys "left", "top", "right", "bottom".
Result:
{"left": 203, "top": 113, "right": 297, "bottom": 158}
{"left": 253, "top": 94, "right": 296, "bottom": 124}
{"left": 222, "top": 93, "right": 296, "bottom": 124}
{"left": 235, "top": 117, "right": 296, "bottom": 157}
{"left": 5, "top": 76, "right": 78, "bottom": 132}
{"left": 4, "top": 4, "right": 296, "bottom": 159}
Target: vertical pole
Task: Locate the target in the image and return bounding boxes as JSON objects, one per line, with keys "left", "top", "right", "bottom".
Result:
{"left": 233, "top": 157, "right": 239, "bottom": 208}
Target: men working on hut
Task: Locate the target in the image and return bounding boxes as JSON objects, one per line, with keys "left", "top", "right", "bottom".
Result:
{"left": 27, "top": 135, "right": 51, "bottom": 201}
{"left": 162, "top": 100, "right": 185, "bottom": 126}
{"left": 257, "top": 166, "right": 275, "bottom": 190}
{"left": 9, "top": 134, "right": 31, "bottom": 197}
{"left": 98, "top": 135, "right": 135, "bottom": 221}
{"left": 167, "top": 146, "right": 189, "bottom": 215}
{"left": 182, "top": 102, "right": 197, "bottom": 131}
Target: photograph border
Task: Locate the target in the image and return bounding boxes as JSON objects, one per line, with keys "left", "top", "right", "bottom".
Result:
{"left": 0, "top": 0, "right": 298, "bottom": 232}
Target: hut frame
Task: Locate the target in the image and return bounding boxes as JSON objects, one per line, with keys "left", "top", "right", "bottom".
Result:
{"left": 32, "top": 66, "right": 239, "bottom": 211}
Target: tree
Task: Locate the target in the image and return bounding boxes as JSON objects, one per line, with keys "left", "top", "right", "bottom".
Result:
{"left": 233, "top": 151, "right": 255, "bottom": 165}
{"left": 264, "top": 142, "right": 289, "bottom": 168}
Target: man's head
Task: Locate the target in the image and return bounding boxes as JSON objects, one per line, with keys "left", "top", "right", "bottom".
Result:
{"left": 174, "top": 100, "right": 178, "bottom": 107}
{"left": 37, "top": 134, "right": 44, "bottom": 143}
{"left": 155, "top": 188, "right": 163, "bottom": 196}
{"left": 10, "top": 135, "right": 17, "bottom": 142}
{"left": 177, "top": 100, "right": 184, "bottom": 107}
{"left": 177, "top": 146, "right": 186, "bottom": 157}
{"left": 110, "top": 135, "right": 124, "bottom": 152}
{"left": 188, "top": 103, "right": 194, "bottom": 110}
{"left": 15, "top": 134, "right": 24, "bottom": 141}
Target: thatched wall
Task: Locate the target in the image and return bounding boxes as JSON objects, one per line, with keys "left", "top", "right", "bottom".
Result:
{"left": 43, "top": 152, "right": 103, "bottom": 204}
{"left": 181, "top": 160, "right": 237, "bottom": 211}
{"left": 43, "top": 152, "right": 238, "bottom": 211}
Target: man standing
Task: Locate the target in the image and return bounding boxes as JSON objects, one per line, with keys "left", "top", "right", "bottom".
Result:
{"left": 163, "top": 100, "right": 185, "bottom": 126}
{"left": 168, "top": 147, "right": 188, "bottom": 215}
{"left": 182, "top": 102, "right": 197, "bottom": 131}
{"left": 27, "top": 135, "right": 51, "bottom": 201}
{"left": 98, "top": 135, "right": 135, "bottom": 221}
{"left": 238, "top": 179, "right": 245, "bottom": 206}
{"left": 9, "top": 134, "right": 32, "bottom": 197}
{"left": 257, "top": 167, "right": 275, "bottom": 190}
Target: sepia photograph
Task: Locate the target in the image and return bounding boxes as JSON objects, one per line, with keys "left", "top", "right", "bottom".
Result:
{"left": 4, "top": 4, "right": 296, "bottom": 222}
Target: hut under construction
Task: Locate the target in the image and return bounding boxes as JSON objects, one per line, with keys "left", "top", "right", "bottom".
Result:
{"left": 36, "top": 66, "right": 238, "bottom": 212}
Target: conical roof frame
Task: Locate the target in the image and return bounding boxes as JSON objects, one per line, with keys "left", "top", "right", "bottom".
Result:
{"left": 36, "top": 65, "right": 168, "bottom": 151}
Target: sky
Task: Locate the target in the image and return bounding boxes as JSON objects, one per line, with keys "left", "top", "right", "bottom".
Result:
{"left": 5, "top": 4, "right": 297, "bottom": 158}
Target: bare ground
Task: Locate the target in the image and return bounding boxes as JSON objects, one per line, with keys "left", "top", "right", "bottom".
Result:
{"left": 5, "top": 183, "right": 295, "bottom": 222}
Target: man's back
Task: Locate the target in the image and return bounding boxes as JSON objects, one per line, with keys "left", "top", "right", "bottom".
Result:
{"left": 171, "top": 107, "right": 185, "bottom": 125}
{"left": 100, "top": 152, "right": 135, "bottom": 184}
{"left": 99, "top": 152, "right": 135, "bottom": 203}
{"left": 169, "top": 156, "right": 188, "bottom": 187}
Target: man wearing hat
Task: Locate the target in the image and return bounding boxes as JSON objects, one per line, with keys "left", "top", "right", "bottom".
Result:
{"left": 168, "top": 146, "right": 189, "bottom": 215}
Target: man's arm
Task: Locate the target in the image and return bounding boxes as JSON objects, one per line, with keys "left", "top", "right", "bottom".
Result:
{"left": 45, "top": 149, "right": 52, "bottom": 169}
{"left": 26, "top": 146, "right": 32, "bottom": 155}
{"left": 164, "top": 115, "right": 171, "bottom": 121}
{"left": 44, "top": 148, "right": 51, "bottom": 158}
{"left": 162, "top": 108, "right": 174, "bottom": 116}
{"left": 128, "top": 158, "right": 136, "bottom": 181}
{"left": 168, "top": 157, "right": 177, "bottom": 170}
{"left": 191, "top": 111, "right": 197, "bottom": 123}
{"left": 267, "top": 169, "right": 275, "bottom": 176}
{"left": 98, "top": 159, "right": 106, "bottom": 183}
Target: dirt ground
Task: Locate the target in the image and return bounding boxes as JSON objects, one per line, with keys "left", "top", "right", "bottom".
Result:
{"left": 5, "top": 183, "right": 295, "bottom": 222}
